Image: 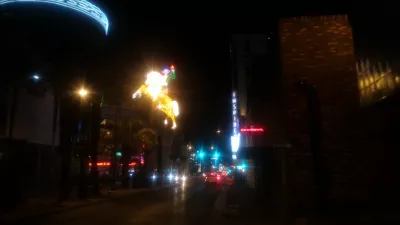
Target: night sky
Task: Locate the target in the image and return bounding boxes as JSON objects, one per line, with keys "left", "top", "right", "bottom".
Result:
{"left": 99, "top": 3, "right": 281, "bottom": 141}
{"left": 89, "top": 2, "right": 399, "bottom": 142}
{"left": 96, "top": 2, "right": 359, "bottom": 142}
{"left": 4, "top": 1, "right": 398, "bottom": 143}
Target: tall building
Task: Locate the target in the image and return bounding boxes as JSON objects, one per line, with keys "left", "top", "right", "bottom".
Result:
{"left": 0, "top": 0, "right": 109, "bottom": 207}
{"left": 0, "top": 0, "right": 109, "bottom": 144}
{"left": 231, "top": 34, "right": 268, "bottom": 119}
{"left": 231, "top": 15, "right": 400, "bottom": 216}
{"left": 230, "top": 34, "right": 283, "bottom": 154}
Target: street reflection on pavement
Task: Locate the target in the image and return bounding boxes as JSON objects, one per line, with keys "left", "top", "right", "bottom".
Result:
{"left": 25, "top": 179, "right": 225, "bottom": 225}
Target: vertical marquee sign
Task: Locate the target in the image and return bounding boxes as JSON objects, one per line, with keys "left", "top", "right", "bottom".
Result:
{"left": 232, "top": 91, "right": 239, "bottom": 136}
{"left": 231, "top": 91, "right": 240, "bottom": 155}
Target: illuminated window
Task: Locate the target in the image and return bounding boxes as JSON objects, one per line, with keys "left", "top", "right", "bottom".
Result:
{"left": 357, "top": 59, "right": 400, "bottom": 105}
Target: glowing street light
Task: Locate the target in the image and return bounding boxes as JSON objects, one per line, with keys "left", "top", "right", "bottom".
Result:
{"left": 78, "top": 88, "right": 88, "bottom": 98}
{"left": 216, "top": 129, "right": 221, "bottom": 134}
{"left": 32, "top": 74, "right": 40, "bottom": 80}
{"left": 198, "top": 152, "right": 205, "bottom": 159}
{"left": 210, "top": 151, "right": 220, "bottom": 159}
{"left": 210, "top": 146, "right": 214, "bottom": 150}
{"left": 212, "top": 152, "right": 220, "bottom": 159}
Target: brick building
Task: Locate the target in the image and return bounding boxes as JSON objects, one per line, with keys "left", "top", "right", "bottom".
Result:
{"left": 279, "top": 14, "right": 400, "bottom": 214}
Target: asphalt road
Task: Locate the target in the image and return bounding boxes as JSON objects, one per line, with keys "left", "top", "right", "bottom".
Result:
{"left": 20, "top": 180, "right": 226, "bottom": 225}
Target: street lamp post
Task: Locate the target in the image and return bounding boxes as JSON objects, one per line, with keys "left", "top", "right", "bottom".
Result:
{"left": 89, "top": 98, "right": 102, "bottom": 196}
{"left": 76, "top": 86, "right": 101, "bottom": 197}
{"left": 77, "top": 87, "right": 88, "bottom": 199}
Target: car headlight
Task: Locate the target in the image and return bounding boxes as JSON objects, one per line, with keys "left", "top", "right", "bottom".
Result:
{"left": 181, "top": 176, "right": 186, "bottom": 181}
{"left": 168, "top": 174, "right": 173, "bottom": 180}
{"left": 175, "top": 175, "right": 178, "bottom": 181}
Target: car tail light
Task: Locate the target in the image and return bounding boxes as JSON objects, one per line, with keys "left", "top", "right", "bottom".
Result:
{"left": 217, "top": 176, "right": 220, "bottom": 180}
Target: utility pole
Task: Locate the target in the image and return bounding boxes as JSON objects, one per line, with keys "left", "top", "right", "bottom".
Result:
{"left": 111, "top": 105, "right": 120, "bottom": 190}
{"left": 78, "top": 98, "right": 87, "bottom": 199}
{"left": 89, "top": 99, "right": 101, "bottom": 196}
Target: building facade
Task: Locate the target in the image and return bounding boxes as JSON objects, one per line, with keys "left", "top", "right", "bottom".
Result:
{"left": 230, "top": 33, "right": 285, "bottom": 154}
{"left": 230, "top": 34, "right": 268, "bottom": 152}
{"left": 0, "top": 1, "right": 109, "bottom": 209}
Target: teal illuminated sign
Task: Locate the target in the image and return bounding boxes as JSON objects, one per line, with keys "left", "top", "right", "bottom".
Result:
{"left": 0, "top": 0, "right": 109, "bottom": 35}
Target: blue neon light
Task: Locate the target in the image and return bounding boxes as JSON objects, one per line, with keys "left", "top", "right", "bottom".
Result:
{"left": 0, "top": 0, "right": 109, "bottom": 35}
{"left": 198, "top": 152, "right": 205, "bottom": 158}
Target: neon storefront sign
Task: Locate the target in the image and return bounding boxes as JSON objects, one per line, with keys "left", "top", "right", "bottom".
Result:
{"left": 231, "top": 91, "right": 240, "bottom": 153}
{"left": 241, "top": 128, "right": 264, "bottom": 132}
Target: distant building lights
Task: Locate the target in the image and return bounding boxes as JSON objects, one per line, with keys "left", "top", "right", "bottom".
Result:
{"left": 231, "top": 134, "right": 240, "bottom": 153}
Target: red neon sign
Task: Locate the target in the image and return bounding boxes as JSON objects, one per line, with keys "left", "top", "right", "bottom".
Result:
{"left": 88, "top": 162, "right": 138, "bottom": 167}
{"left": 88, "top": 161, "right": 111, "bottom": 167}
{"left": 240, "top": 128, "right": 264, "bottom": 132}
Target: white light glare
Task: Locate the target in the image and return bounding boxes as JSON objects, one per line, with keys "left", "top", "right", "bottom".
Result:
{"left": 0, "top": 0, "right": 110, "bottom": 35}
{"left": 168, "top": 174, "right": 173, "bottom": 180}
{"left": 78, "top": 88, "right": 88, "bottom": 97}
{"left": 32, "top": 74, "right": 40, "bottom": 80}
{"left": 132, "top": 90, "right": 141, "bottom": 99}
{"left": 145, "top": 71, "right": 167, "bottom": 99}
{"left": 172, "top": 101, "right": 179, "bottom": 116}
{"left": 181, "top": 176, "right": 186, "bottom": 181}
{"left": 232, "top": 154, "right": 237, "bottom": 160}
{"left": 231, "top": 134, "right": 240, "bottom": 153}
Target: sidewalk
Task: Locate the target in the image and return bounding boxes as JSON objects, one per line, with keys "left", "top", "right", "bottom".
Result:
{"left": 215, "top": 181, "right": 400, "bottom": 225}
{"left": 214, "top": 180, "right": 283, "bottom": 225}
{"left": 0, "top": 186, "right": 159, "bottom": 223}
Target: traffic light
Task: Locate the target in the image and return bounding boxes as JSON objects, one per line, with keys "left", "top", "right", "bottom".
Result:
{"left": 198, "top": 151, "right": 205, "bottom": 158}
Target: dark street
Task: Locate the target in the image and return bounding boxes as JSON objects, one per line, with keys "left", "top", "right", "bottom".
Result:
{"left": 12, "top": 180, "right": 226, "bottom": 225}
{"left": 4, "top": 2, "right": 400, "bottom": 225}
